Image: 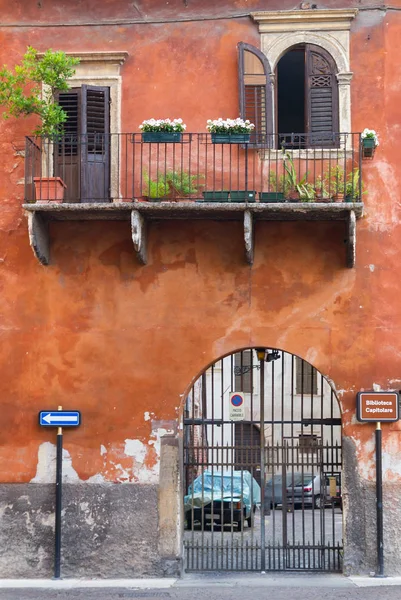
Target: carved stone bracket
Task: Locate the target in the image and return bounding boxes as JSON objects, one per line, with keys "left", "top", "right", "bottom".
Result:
{"left": 346, "top": 209, "right": 356, "bottom": 268}
{"left": 244, "top": 210, "right": 254, "bottom": 265}
{"left": 131, "top": 209, "right": 147, "bottom": 265}
{"left": 27, "top": 212, "right": 50, "bottom": 266}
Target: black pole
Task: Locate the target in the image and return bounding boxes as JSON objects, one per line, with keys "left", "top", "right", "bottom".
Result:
{"left": 375, "top": 421, "right": 385, "bottom": 577}
{"left": 54, "top": 426, "right": 63, "bottom": 579}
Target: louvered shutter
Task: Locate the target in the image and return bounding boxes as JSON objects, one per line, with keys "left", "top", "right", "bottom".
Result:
{"left": 234, "top": 350, "right": 252, "bottom": 393}
{"left": 55, "top": 88, "right": 81, "bottom": 202}
{"left": 306, "top": 45, "right": 339, "bottom": 147}
{"left": 81, "top": 85, "right": 110, "bottom": 202}
{"left": 295, "top": 357, "right": 317, "bottom": 395}
{"left": 238, "top": 42, "right": 273, "bottom": 146}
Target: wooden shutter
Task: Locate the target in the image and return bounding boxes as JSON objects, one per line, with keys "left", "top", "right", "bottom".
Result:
{"left": 238, "top": 42, "right": 273, "bottom": 145}
{"left": 234, "top": 350, "right": 252, "bottom": 393}
{"left": 55, "top": 88, "right": 81, "bottom": 202}
{"left": 295, "top": 357, "right": 317, "bottom": 395}
{"left": 306, "top": 44, "right": 339, "bottom": 147}
{"left": 81, "top": 85, "right": 110, "bottom": 202}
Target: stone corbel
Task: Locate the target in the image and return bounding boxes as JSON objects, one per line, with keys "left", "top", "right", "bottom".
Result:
{"left": 244, "top": 210, "right": 254, "bottom": 265}
{"left": 346, "top": 209, "right": 356, "bottom": 268}
{"left": 131, "top": 210, "right": 147, "bottom": 265}
{"left": 27, "top": 212, "right": 50, "bottom": 266}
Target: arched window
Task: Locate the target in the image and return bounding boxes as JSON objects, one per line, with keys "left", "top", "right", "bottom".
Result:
{"left": 238, "top": 42, "right": 273, "bottom": 144}
{"left": 277, "top": 44, "right": 339, "bottom": 147}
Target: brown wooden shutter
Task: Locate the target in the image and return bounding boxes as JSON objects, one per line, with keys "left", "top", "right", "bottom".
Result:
{"left": 295, "top": 357, "right": 317, "bottom": 395}
{"left": 234, "top": 350, "right": 252, "bottom": 393}
{"left": 238, "top": 42, "right": 273, "bottom": 145}
{"left": 306, "top": 44, "right": 339, "bottom": 147}
{"left": 81, "top": 85, "right": 110, "bottom": 202}
{"left": 55, "top": 88, "right": 81, "bottom": 202}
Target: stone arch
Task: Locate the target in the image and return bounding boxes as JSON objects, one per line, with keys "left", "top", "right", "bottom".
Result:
{"left": 263, "top": 31, "right": 349, "bottom": 73}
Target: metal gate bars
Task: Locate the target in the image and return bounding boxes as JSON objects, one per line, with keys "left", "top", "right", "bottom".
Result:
{"left": 183, "top": 348, "right": 342, "bottom": 572}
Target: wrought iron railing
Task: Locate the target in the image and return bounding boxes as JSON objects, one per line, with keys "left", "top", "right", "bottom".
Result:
{"left": 25, "top": 133, "right": 363, "bottom": 204}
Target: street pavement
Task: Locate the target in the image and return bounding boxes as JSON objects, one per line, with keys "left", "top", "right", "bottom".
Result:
{"left": 0, "top": 574, "right": 401, "bottom": 600}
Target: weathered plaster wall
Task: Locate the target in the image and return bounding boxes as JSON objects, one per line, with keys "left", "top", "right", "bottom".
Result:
{"left": 0, "top": 0, "right": 400, "bottom": 577}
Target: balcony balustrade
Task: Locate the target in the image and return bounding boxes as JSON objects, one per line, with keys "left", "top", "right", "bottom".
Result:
{"left": 23, "top": 133, "right": 364, "bottom": 267}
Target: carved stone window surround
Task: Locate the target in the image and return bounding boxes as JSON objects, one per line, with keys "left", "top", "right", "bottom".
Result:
{"left": 251, "top": 10, "right": 358, "bottom": 144}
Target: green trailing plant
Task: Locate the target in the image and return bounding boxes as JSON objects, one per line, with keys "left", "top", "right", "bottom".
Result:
{"left": 166, "top": 170, "right": 204, "bottom": 197}
{"left": 0, "top": 46, "right": 79, "bottom": 136}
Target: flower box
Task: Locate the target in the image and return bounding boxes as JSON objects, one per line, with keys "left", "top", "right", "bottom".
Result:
{"left": 259, "top": 192, "right": 285, "bottom": 203}
{"left": 202, "top": 191, "right": 230, "bottom": 202}
{"left": 206, "top": 118, "right": 255, "bottom": 145}
{"left": 211, "top": 133, "right": 250, "bottom": 144}
{"left": 230, "top": 191, "right": 256, "bottom": 202}
{"left": 142, "top": 132, "right": 183, "bottom": 143}
{"left": 362, "top": 138, "right": 376, "bottom": 158}
{"left": 361, "top": 128, "right": 378, "bottom": 158}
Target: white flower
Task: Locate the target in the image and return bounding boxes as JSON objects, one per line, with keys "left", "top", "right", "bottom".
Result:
{"left": 206, "top": 117, "right": 255, "bottom": 133}
{"left": 361, "top": 128, "right": 379, "bottom": 146}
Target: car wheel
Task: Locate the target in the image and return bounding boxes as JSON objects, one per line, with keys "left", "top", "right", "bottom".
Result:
{"left": 186, "top": 513, "right": 193, "bottom": 529}
{"left": 314, "top": 495, "right": 322, "bottom": 509}
{"left": 237, "top": 517, "right": 244, "bottom": 531}
{"left": 247, "top": 513, "right": 254, "bottom": 528}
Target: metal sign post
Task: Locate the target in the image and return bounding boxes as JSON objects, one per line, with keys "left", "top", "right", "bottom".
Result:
{"left": 38, "top": 407, "right": 81, "bottom": 579}
{"left": 356, "top": 391, "right": 399, "bottom": 578}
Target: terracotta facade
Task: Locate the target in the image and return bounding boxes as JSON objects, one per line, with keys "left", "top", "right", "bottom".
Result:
{"left": 0, "top": 0, "right": 400, "bottom": 577}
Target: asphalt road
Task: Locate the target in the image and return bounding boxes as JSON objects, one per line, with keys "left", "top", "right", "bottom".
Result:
{"left": 0, "top": 577, "right": 400, "bottom": 600}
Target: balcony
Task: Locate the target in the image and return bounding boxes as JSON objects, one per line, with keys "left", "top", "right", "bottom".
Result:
{"left": 23, "top": 133, "right": 364, "bottom": 267}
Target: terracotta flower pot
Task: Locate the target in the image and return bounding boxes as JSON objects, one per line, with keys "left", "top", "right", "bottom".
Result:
{"left": 34, "top": 177, "right": 66, "bottom": 203}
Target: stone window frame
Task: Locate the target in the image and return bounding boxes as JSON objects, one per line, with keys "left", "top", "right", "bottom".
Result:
{"left": 42, "top": 51, "right": 128, "bottom": 200}
{"left": 250, "top": 9, "right": 358, "bottom": 157}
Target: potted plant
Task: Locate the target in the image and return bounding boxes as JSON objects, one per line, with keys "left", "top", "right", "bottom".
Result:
{"left": 345, "top": 167, "right": 364, "bottom": 202}
{"left": 324, "top": 165, "right": 346, "bottom": 202}
{"left": 361, "top": 128, "right": 379, "bottom": 158}
{"left": 142, "top": 171, "right": 171, "bottom": 201}
{"left": 281, "top": 153, "right": 315, "bottom": 202}
{"left": 314, "top": 175, "right": 332, "bottom": 203}
{"left": 0, "top": 46, "right": 79, "bottom": 202}
{"left": 206, "top": 118, "right": 255, "bottom": 144}
{"left": 139, "top": 118, "right": 186, "bottom": 143}
{"left": 165, "top": 170, "right": 204, "bottom": 200}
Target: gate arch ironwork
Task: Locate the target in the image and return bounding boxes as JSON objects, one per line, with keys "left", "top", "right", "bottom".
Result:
{"left": 183, "top": 348, "right": 342, "bottom": 572}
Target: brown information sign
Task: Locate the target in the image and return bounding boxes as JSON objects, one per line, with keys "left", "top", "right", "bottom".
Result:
{"left": 357, "top": 391, "right": 399, "bottom": 422}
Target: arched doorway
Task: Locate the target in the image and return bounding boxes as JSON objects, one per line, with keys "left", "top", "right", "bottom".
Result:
{"left": 183, "top": 348, "right": 342, "bottom": 572}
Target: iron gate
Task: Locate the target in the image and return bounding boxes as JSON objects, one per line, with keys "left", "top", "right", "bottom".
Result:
{"left": 183, "top": 348, "right": 342, "bottom": 572}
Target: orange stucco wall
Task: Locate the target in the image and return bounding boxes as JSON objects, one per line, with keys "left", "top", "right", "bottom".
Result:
{"left": 0, "top": 1, "right": 400, "bottom": 485}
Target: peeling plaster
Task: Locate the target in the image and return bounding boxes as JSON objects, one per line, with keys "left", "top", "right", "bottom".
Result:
{"left": 30, "top": 442, "right": 80, "bottom": 484}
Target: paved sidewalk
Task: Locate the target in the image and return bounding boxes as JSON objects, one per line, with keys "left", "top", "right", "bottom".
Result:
{"left": 0, "top": 572, "right": 400, "bottom": 598}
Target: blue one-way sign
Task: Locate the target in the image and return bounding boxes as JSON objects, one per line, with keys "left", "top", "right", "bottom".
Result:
{"left": 39, "top": 411, "right": 81, "bottom": 427}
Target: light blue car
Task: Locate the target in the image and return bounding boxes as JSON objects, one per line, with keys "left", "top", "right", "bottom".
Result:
{"left": 184, "top": 470, "right": 261, "bottom": 530}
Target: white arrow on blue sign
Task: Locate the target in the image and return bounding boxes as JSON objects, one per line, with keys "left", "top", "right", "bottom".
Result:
{"left": 39, "top": 411, "right": 81, "bottom": 427}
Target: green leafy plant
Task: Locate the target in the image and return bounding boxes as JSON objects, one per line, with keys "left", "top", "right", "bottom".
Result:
{"left": 166, "top": 170, "right": 204, "bottom": 197}
{"left": 143, "top": 171, "right": 170, "bottom": 199}
{"left": 282, "top": 152, "right": 315, "bottom": 201}
{"left": 0, "top": 46, "right": 79, "bottom": 136}
{"left": 315, "top": 175, "right": 331, "bottom": 200}
{"left": 345, "top": 167, "right": 364, "bottom": 200}
{"left": 324, "top": 165, "right": 345, "bottom": 198}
